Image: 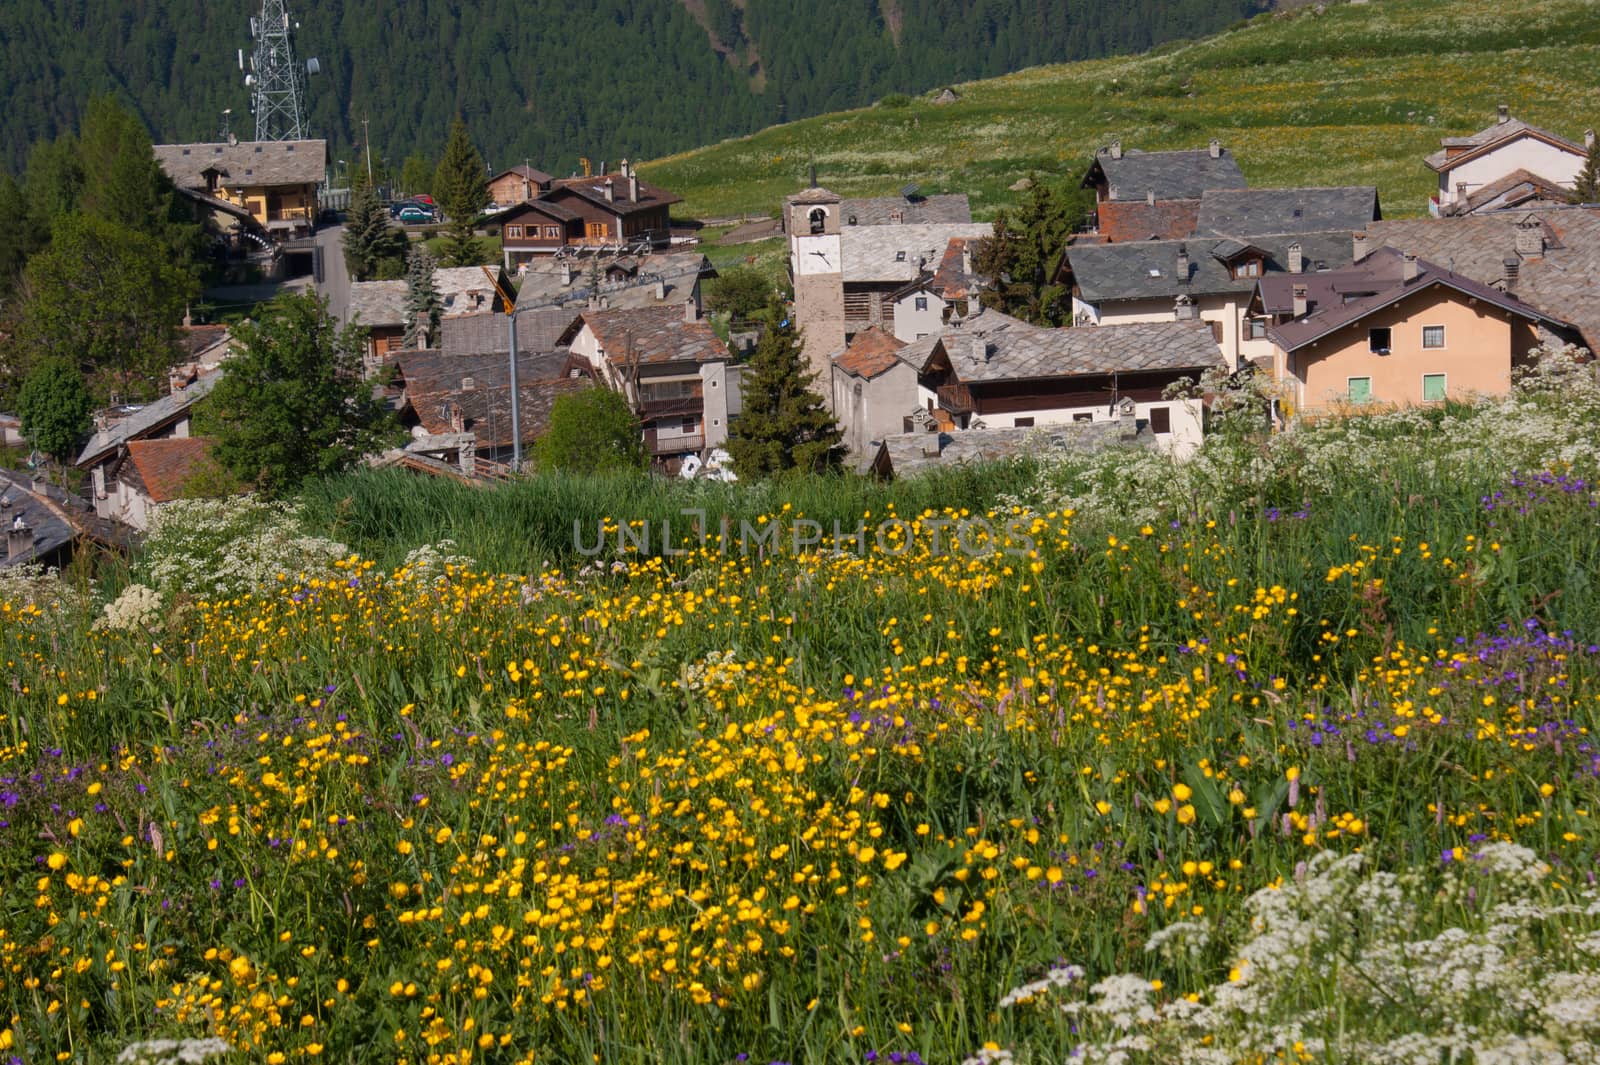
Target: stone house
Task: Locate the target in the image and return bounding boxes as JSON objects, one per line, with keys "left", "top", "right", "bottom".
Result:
{"left": 559, "top": 303, "right": 742, "bottom": 471}
{"left": 1427, "top": 105, "right": 1594, "bottom": 215}
{"left": 76, "top": 372, "right": 221, "bottom": 525}
{"left": 153, "top": 138, "right": 326, "bottom": 242}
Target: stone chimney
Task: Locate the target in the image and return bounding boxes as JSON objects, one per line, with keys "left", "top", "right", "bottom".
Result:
{"left": 1515, "top": 217, "right": 1545, "bottom": 258}
{"left": 654, "top": 279, "right": 666, "bottom": 301}
{"left": 1402, "top": 252, "right": 1420, "bottom": 281}
{"left": 1497, "top": 103, "right": 1509, "bottom": 125}
{"left": 7, "top": 519, "right": 32, "bottom": 562}
{"left": 620, "top": 158, "right": 630, "bottom": 178}
{"left": 461, "top": 376, "right": 475, "bottom": 391}
{"left": 628, "top": 173, "right": 639, "bottom": 203}
{"left": 684, "top": 298, "right": 698, "bottom": 323}
{"left": 1353, "top": 232, "right": 1370, "bottom": 261}
{"left": 1173, "top": 293, "right": 1199, "bottom": 321}
{"left": 562, "top": 262, "right": 575, "bottom": 286}
{"left": 1503, "top": 256, "right": 1520, "bottom": 289}
{"left": 1287, "top": 242, "right": 1303, "bottom": 274}
{"left": 1587, "top": 129, "right": 1596, "bottom": 151}
{"left": 1110, "top": 140, "right": 1123, "bottom": 160}
{"left": 603, "top": 179, "right": 615, "bottom": 203}
{"left": 1292, "top": 283, "right": 1309, "bottom": 318}
{"left": 1208, "top": 138, "right": 1222, "bottom": 159}
{"left": 960, "top": 241, "right": 972, "bottom": 278}
{"left": 1175, "top": 243, "right": 1189, "bottom": 278}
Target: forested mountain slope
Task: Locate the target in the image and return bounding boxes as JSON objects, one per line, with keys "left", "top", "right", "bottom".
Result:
{"left": 0, "top": 0, "right": 1261, "bottom": 176}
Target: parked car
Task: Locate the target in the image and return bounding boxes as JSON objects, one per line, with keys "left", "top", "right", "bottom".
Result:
{"left": 388, "top": 199, "right": 421, "bottom": 219}
{"left": 397, "top": 206, "right": 435, "bottom": 224}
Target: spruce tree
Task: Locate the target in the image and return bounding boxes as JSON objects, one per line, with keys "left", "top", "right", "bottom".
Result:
{"left": 974, "top": 174, "right": 1093, "bottom": 326}
{"left": 403, "top": 244, "right": 442, "bottom": 349}
{"left": 726, "top": 307, "right": 842, "bottom": 477}
{"left": 1571, "top": 138, "right": 1600, "bottom": 204}
{"left": 433, "top": 117, "right": 489, "bottom": 267}
{"left": 343, "top": 174, "right": 408, "bottom": 282}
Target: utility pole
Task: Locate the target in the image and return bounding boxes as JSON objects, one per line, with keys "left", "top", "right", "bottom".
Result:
{"left": 363, "top": 115, "right": 373, "bottom": 186}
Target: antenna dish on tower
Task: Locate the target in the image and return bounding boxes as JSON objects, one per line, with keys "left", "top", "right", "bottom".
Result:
{"left": 305, "top": 57, "right": 320, "bottom": 75}
{"left": 245, "top": 0, "right": 312, "bottom": 140}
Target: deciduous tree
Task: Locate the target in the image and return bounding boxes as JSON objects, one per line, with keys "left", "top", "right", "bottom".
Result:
{"left": 203, "top": 292, "right": 398, "bottom": 496}
{"left": 16, "top": 357, "right": 92, "bottom": 469}
{"left": 534, "top": 387, "right": 648, "bottom": 473}
{"left": 726, "top": 307, "right": 841, "bottom": 477}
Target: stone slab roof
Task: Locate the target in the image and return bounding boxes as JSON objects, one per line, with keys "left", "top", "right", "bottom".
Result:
{"left": 492, "top": 164, "right": 554, "bottom": 186}
{"left": 0, "top": 472, "right": 76, "bottom": 569}
{"left": 871, "top": 420, "right": 1150, "bottom": 478}
{"left": 1196, "top": 187, "right": 1379, "bottom": 237}
{"left": 393, "top": 350, "right": 591, "bottom": 449}
{"left": 548, "top": 173, "right": 681, "bottom": 215}
{"left": 842, "top": 223, "right": 992, "bottom": 283}
{"left": 513, "top": 252, "right": 712, "bottom": 313}
{"left": 441, "top": 311, "right": 580, "bottom": 357}
{"left": 833, "top": 326, "right": 907, "bottom": 380}
{"left": 435, "top": 267, "right": 508, "bottom": 317}
{"left": 1068, "top": 231, "right": 1354, "bottom": 304}
{"left": 1096, "top": 199, "right": 1201, "bottom": 242}
{"left": 937, "top": 308, "right": 1223, "bottom": 383}
{"left": 348, "top": 281, "right": 409, "bottom": 329}
{"left": 1425, "top": 116, "right": 1585, "bottom": 173}
{"left": 1450, "top": 170, "right": 1575, "bottom": 216}
{"left": 76, "top": 373, "right": 221, "bottom": 467}
{"left": 153, "top": 140, "right": 327, "bottom": 189}
{"left": 841, "top": 193, "right": 972, "bottom": 226}
{"left": 1085, "top": 147, "right": 1247, "bottom": 202}
{"left": 577, "top": 306, "right": 730, "bottom": 368}
{"left": 1365, "top": 208, "right": 1600, "bottom": 351}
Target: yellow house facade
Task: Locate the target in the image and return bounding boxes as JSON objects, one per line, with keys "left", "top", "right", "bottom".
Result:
{"left": 154, "top": 139, "right": 327, "bottom": 241}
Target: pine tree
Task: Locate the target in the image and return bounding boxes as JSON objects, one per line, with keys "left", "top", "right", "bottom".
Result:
{"left": 1571, "top": 138, "right": 1600, "bottom": 204}
{"left": 973, "top": 175, "right": 1092, "bottom": 326}
{"left": 726, "top": 307, "right": 842, "bottom": 477}
{"left": 403, "top": 244, "right": 442, "bottom": 349}
{"left": 343, "top": 174, "right": 408, "bottom": 282}
{"left": 433, "top": 117, "right": 489, "bottom": 267}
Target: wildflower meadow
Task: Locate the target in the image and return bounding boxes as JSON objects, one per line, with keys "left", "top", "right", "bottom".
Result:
{"left": 5, "top": 358, "right": 1600, "bottom": 1063}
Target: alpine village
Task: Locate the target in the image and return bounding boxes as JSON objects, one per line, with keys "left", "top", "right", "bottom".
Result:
{"left": 4, "top": 0, "right": 1600, "bottom": 1062}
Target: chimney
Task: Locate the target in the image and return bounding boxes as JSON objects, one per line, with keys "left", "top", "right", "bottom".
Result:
{"left": 1497, "top": 103, "right": 1509, "bottom": 125}
{"left": 961, "top": 241, "right": 972, "bottom": 278}
{"left": 603, "top": 179, "right": 615, "bottom": 203}
{"left": 1176, "top": 243, "right": 1189, "bottom": 278}
{"left": 1173, "top": 293, "right": 1199, "bottom": 320}
{"left": 620, "top": 158, "right": 630, "bottom": 178}
{"left": 562, "top": 262, "right": 575, "bottom": 286}
{"left": 628, "top": 173, "right": 639, "bottom": 203}
{"left": 1287, "top": 242, "right": 1303, "bottom": 274}
{"left": 1352, "top": 231, "right": 1369, "bottom": 261}
{"left": 654, "top": 279, "right": 666, "bottom": 301}
{"left": 461, "top": 376, "right": 475, "bottom": 391}
{"left": 1208, "top": 138, "right": 1221, "bottom": 159}
{"left": 1402, "top": 252, "right": 1419, "bottom": 281}
{"left": 7, "top": 520, "right": 32, "bottom": 562}
{"left": 1292, "top": 284, "right": 1309, "bottom": 318}
{"left": 684, "top": 298, "right": 698, "bottom": 323}
{"left": 1503, "top": 256, "right": 1520, "bottom": 289}
{"left": 1146, "top": 189, "right": 1155, "bottom": 207}
{"left": 1587, "top": 129, "right": 1596, "bottom": 151}
{"left": 808, "top": 164, "right": 817, "bottom": 188}
{"left": 1110, "top": 140, "right": 1123, "bottom": 160}
{"left": 182, "top": 305, "right": 193, "bottom": 328}
{"left": 1516, "top": 218, "right": 1545, "bottom": 258}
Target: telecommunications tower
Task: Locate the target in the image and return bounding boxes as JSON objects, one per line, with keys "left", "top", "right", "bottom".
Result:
{"left": 241, "top": 0, "right": 320, "bottom": 141}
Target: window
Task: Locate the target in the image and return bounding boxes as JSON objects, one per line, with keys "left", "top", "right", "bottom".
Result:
{"left": 1348, "top": 377, "right": 1372, "bottom": 403}
{"left": 1073, "top": 412, "right": 1094, "bottom": 423}
{"left": 914, "top": 297, "right": 928, "bottom": 311}
{"left": 895, "top": 251, "right": 907, "bottom": 262}
{"left": 1013, "top": 417, "right": 1035, "bottom": 428}
{"left": 1247, "top": 317, "right": 1267, "bottom": 340}
{"left": 505, "top": 224, "right": 523, "bottom": 239}
{"left": 1149, "top": 406, "right": 1172, "bottom": 435}
{"left": 543, "top": 225, "right": 561, "bottom": 238}
{"left": 680, "top": 416, "right": 697, "bottom": 434}
{"left": 1422, "top": 325, "right": 1445, "bottom": 349}
{"left": 808, "top": 208, "right": 826, "bottom": 234}
{"left": 1369, "top": 327, "right": 1392, "bottom": 354}
{"left": 1423, "top": 373, "right": 1447, "bottom": 402}
{"left": 1233, "top": 259, "right": 1261, "bottom": 279}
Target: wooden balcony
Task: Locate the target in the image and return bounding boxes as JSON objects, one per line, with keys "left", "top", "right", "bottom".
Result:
{"left": 936, "top": 382, "right": 975, "bottom": 415}
{"left": 644, "top": 430, "right": 704, "bottom": 456}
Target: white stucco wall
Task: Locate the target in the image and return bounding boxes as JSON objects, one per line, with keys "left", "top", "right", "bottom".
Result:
{"left": 1090, "top": 296, "right": 1253, "bottom": 371}
{"left": 1437, "top": 137, "right": 1584, "bottom": 205}
{"left": 981, "top": 398, "right": 1205, "bottom": 456}
{"left": 892, "top": 291, "right": 946, "bottom": 343}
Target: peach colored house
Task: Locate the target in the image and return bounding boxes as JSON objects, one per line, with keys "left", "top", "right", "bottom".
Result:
{"left": 1260, "top": 247, "right": 1575, "bottom": 413}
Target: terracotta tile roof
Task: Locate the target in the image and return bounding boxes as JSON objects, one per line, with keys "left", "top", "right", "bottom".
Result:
{"left": 1096, "top": 199, "right": 1200, "bottom": 242}
{"left": 76, "top": 373, "right": 221, "bottom": 467}
{"left": 833, "top": 327, "right": 906, "bottom": 380}
{"left": 931, "top": 237, "right": 981, "bottom": 299}
{"left": 576, "top": 306, "right": 730, "bottom": 367}
{"left": 123, "top": 438, "right": 224, "bottom": 503}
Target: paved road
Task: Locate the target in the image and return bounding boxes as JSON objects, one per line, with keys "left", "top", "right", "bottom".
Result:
{"left": 312, "top": 224, "right": 353, "bottom": 327}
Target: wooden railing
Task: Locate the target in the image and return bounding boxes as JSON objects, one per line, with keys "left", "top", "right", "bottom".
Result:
{"left": 644, "top": 431, "right": 704, "bottom": 455}
{"left": 936, "top": 382, "right": 975, "bottom": 414}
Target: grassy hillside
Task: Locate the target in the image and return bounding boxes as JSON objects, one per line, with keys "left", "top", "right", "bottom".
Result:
{"left": 641, "top": 0, "right": 1600, "bottom": 220}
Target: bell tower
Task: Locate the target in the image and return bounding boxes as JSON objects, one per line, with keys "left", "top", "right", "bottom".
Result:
{"left": 784, "top": 186, "right": 845, "bottom": 385}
